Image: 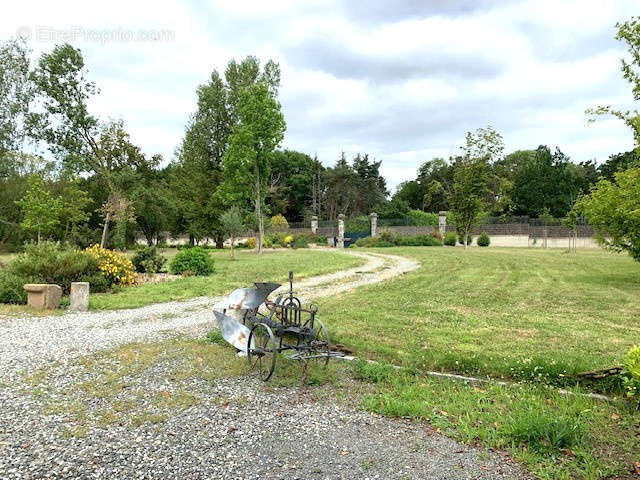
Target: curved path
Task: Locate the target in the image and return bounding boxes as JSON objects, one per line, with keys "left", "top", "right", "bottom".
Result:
{"left": 0, "top": 250, "right": 418, "bottom": 381}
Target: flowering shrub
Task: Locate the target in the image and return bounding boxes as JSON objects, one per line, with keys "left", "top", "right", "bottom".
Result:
{"left": 85, "top": 244, "right": 136, "bottom": 286}
{"left": 284, "top": 235, "right": 293, "bottom": 246}
{"left": 246, "top": 237, "right": 256, "bottom": 249}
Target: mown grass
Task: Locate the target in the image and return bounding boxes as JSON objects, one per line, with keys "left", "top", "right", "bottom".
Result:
{"left": 320, "top": 247, "right": 640, "bottom": 389}
{"left": 352, "top": 360, "right": 639, "bottom": 480}
{"left": 320, "top": 247, "right": 640, "bottom": 478}
{"left": 90, "top": 249, "right": 364, "bottom": 310}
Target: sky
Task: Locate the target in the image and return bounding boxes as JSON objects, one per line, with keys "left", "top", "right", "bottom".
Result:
{"left": 2, "top": 0, "right": 638, "bottom": 191}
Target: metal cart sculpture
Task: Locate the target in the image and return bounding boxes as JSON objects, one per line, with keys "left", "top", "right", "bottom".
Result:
{"left": 213, "top": 272, "right": 339, "bottom": 381}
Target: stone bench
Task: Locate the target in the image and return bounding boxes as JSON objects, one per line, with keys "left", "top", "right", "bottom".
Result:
{"left": 23, "top": 284, "right": 62, "bottom": 310}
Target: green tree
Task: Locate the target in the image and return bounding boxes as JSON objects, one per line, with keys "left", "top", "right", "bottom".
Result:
{"left": 0, "top": 37, "right": 33, "bottom": 164}
{"left": 59, "top": 180, "right": 91, "bottom": 237}
{"left": 30, "top": 44, "right": 144, "bottom": 247}
{"left": 449, "top": 160, "right": 490, "bottom": 249}
{"left": 220, "top": 206, "right": 245, "bottom": 259}
{"left": 393, "top": 180, "right": 422, "bottom": 210}
{"left": 173, "top": 56, "right": 280, "bottom": 246}
{"left": 512, "top": 146, "right": 579, "bottom": 218}
{"left": 220, "top": 82, "right": 286, "bottom": 254}
{"left": 576, "top": 167, "right": 640, "bottom": 261}
{"left": 15, "top": 175, "right": 62, "bottom": 243}
{"left": 268, "top": 150, "right": 315, "bottom": 221}
{"left": 461, "top": 125, "right": 504, "bottom": 163}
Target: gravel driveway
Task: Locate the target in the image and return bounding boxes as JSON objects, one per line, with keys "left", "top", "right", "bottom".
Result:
{"left": 0, "top": 250, "right": 417, "bottom": 382}
{"left": 0, "top": 250, "right": 530, "bottom": 479}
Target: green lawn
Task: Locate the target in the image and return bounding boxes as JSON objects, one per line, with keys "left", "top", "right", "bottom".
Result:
{"left": 90, "top": 249, "right": 364, "bottom": 310}
{"left": 314, "top": 248, "right": 639, "bottom": 479}
{"left": 319, "top": 247, "right": 640, "bottom": 385}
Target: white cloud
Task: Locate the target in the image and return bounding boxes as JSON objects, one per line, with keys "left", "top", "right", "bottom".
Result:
{"left": 1, "top": 0, "right": 638, "bottom": 189}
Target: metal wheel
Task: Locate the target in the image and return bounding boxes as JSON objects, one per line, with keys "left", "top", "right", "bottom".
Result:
{"left": 311, "top": 319, "right": 331, "bottom": 366}
{"left": 247, "top": 323, "right": 277, "bottom": 381}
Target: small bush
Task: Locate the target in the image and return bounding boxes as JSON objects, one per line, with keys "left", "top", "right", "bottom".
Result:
{"left": 443, "top": 232, "right": 457, "bottom": 246}
{"left": 85, "top": 244, "right": 136, "bottom": 286}
{"left": 0, "top": 270, "right": 28, "bottom": 303}
{"left": 132, "top": 246, "right": 166, "bottom": 273}
{"left": 291, "top": 235, "right": 309, "bottom": 249}
{"left": 379, "top": 230, "right": 397, "bottom": 243}
{"left": 0, "top": 242, "right": 115, "bottom": 302}
{"left": 268, "top": 214, "right": 289, "bottom": 232}
{"left": 477, "top": 232, "right": 490, "bottom": 247}
{"left": 169, "top": 247, "right": 214, "bottom": 276}
{"left": 246, "top": 237, "right": 256, "bottom": 249}
{"left": 429, "top": 230, "right": 443, "bottom": 241}
{"left": 623, "top": 345, "right": 640, "bottom": 405}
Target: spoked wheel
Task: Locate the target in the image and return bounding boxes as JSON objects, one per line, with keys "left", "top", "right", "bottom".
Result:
{"left": 247, "top": 323, "right": 277, "bottom": 381}
{"left": 311, "top": 319, "right": 331, "bottom": 367}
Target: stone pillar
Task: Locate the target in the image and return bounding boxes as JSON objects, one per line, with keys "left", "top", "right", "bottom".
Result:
{"left": 438, "top": 211, "right": 447, "bottom": 236}
{"left": 311, "top": 215, "right": 318, "bottom": 234}
{"left": 70, "top": 282, "right": 90, "bottom": 312}
{"left": 370, "top": 212, "right": 378, "bottom": 237}
{"left": 337, "top": 214, "right": 345, "bottom": 248}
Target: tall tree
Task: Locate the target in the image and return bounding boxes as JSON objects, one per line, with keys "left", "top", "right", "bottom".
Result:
{"left": 448, "top": 160, "right": 490, "bottom": 249}
{"left": 220, "top": 82, "right": 286, "bottom": 254}
{"left": 512, "top": 146, "right": 579, "bottom": 218}
{"left": 0, "top": 37, "right": 33, "bottom": 164}
{"left": 30, "top": 44, "right": 144, "bottom": 247}
{"left": 173, "top": 56, "right": 280, "bottom": 245}
{"left": 15, "top": 175, "right": 62, "bottom": 243}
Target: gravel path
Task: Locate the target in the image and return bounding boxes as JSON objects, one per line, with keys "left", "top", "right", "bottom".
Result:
{"left": 0, "top": 249, "right": 417, "bottom": 382}
{"left": 0, "top": 249, "right": 531, "bottom": 479}
{"left": 0, "top": 364, "right": 529, "bottom": 480}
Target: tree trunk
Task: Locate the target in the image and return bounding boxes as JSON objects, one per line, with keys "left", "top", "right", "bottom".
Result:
{"left": 100, "top": 211, "right": 111, "bottom": 248}
{"left": 255, "top": 163, "right": 264, "bottom": 255}
{"left": 215, "top": 235, "right": 224, "bottom": 249}
{"left": 464, "top": 228, "right": 468, "bottom": 250}
{"left": 189, "top": 234, "right": 194, "bottom": 246}
{"left": 230, "top": 235, "right": 235, "bottom": 259}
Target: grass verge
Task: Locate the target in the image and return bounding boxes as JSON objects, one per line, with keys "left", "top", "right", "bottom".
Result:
{"left": 352, "top": 360, "right": 640, "bottom": 480}
{"left": 90, "top": 249, "right": 364, "bottom": 310}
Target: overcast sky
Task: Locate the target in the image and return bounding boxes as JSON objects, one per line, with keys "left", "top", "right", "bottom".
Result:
{"left": 2, "top": 0, "right": 638, "bottom": 191}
